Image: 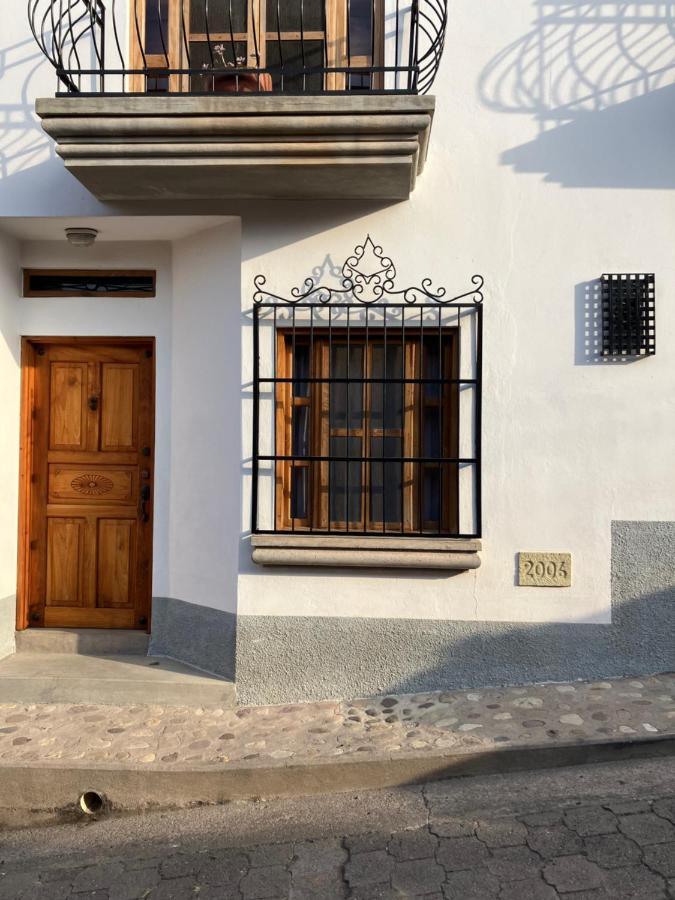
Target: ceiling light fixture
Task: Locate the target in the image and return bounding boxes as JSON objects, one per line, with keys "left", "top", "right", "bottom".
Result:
{"left": 65, "top": 227, "right": 99, "bottom": 248}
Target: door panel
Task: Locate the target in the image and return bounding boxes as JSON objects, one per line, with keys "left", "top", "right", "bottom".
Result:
{"left": 46, "top": 518, "right": 85, "bottom": 607}
{"left": 97, "top": 519, "right": 136, "bottom": 608}
{"left": 24, "top": 340, "right": 154, "bottom": 630}
{"left": 49, "top": 363, "right": 88, "bottom": 450}
{"left": 101, "top": 364, "right": 139, "bottom": 451}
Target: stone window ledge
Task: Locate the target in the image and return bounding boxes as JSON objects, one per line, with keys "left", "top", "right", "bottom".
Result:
{"left": 250, "top": 535, "right": 481, "bottom": 571}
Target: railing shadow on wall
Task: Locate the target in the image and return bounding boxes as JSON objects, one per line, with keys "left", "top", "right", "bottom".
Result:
{"left": 478, "top": 1, "right": 675, "bottom": 188}
{"left": 0, "top": 37, "right": 55, "bottom": 185}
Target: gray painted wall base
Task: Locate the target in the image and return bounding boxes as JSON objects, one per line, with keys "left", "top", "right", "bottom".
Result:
{"left": 0, "top": 596, "right": 15, "bottom": 661}
{"left": 150, "top": 597, "right": 236, "bottom": 681}
{"left": 235, "top": 522, "right": 675, "bottom": 705}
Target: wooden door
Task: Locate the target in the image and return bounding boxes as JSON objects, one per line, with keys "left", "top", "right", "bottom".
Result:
{"left": 19, "top": 340, "right": 155, "bottom": 630}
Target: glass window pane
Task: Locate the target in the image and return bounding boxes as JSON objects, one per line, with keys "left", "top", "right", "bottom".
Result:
{"left": 189, "top": 41, "right": 248, "bottom": 89}
{"left": 266, "top": 0, "right": 324, "bottom": 32}
{"left": 371, "top": 343, "right": 403, "bottom": 430}
{"left": 370, "top": 436, "right": 402, "bottom": 525}
{"left": 422, "top": 466, "right": 440, "bottom": 524}
{"left": 292, "top": 405, "right": 310, "bottom": 457}
{"left": 423, "top": 407, "right": 441, "bottom": 458}
{"left": 330, "top": 436, "right": 362, "bottom": 523}
{"left": 145, "top": 0, "right": 169, "bottom": 54}
{"left": 293, "top": 344, "right": 310, "bottom": 398}
{"left": 330, "top": 345, "right": 363, "bottom": 430}
{"left": 423, "top": 338, "right": 441, "bottom": 399}
{"left": 265, "top": 40, "right": 325, "bottom": 90}
{"left": 348, "top": 0, "right": 373, "bottom": 58}
{"left": 190, "top": 0, "right": 248, "bottom": 34}
{"left": 291, "top": 466, "right": 308, "bottom": 519}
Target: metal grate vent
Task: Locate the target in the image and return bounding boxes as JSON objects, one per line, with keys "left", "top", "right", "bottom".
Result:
{"left": 601, "top": 274, "right": 655, "bottom": 357}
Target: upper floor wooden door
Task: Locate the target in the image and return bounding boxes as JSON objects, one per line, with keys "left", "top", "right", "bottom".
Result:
{"left": 18, "top": 339, "right": 155, "bottom": 630}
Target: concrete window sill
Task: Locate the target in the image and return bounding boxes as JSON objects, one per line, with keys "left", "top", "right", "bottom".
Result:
{"left": 250, "top": 535, "right": 481, "bottom": 571}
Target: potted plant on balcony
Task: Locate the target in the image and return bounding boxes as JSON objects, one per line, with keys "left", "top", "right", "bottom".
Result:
{"left": 205, "top": 45, "right": 273, "bottom": 93}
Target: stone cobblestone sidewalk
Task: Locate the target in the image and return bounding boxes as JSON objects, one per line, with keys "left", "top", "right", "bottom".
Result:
{"left": 0, "top": 672, "right": 672, "bottom": 770}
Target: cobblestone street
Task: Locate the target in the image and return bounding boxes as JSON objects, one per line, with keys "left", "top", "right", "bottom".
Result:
{"left": 0, "top": 758, "right": 673, "bottom": 899}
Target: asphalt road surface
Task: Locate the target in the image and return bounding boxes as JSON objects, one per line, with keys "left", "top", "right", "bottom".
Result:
{"left": 0, "top": 757, "right": 673, "bottom": 898}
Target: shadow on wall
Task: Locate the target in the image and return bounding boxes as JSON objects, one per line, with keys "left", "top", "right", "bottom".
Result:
{"left": 235, "top": 522, "right": 675, "bottom": 705}
{"left": 574, "top": 279, "right": 646, "bottom": 366}
{"left": 479, "top": 2, "right": 675, "bottom": 187}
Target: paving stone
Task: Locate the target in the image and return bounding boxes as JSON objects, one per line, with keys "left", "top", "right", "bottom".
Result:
{"left": 349, "top": 887, "right": 399, "bottom": 900}
{"left": 442, "top": 868, "right": 499, "bottom": 899}
{"left": 436, "top": 837, "right": 489, "bottom": 871}
{"left": 344, "top": 851, "right": 394, "bottom": 886}
{"left": 563, "top": 806, "right": 618, "bottom": 836}
{"left": 0, "top": 875, "right": 42, "bottom": 900}
{"left": 108, "top": 867, "right": 161, "bottom": 900}
{"left": 391, "top": 858, "right": 445, "bottom": 895}
{"left": 147, "top": 877, "right": 198, "bottom": 899}
{"left": 619, "top": 813, "right": 675, "bottom": 846}
{"left": 498, "top": 878, "right": 558, "bottom": 900}
{"left": 583, "top": 832, "right": 643, "bottom": 868}
{"left": 601, "top": 865, "right": 667, "bottom": 899}
{"left": 244, "top": 844, "right": 294, "bottom": 868}
{"left": 344, "top": 834, "right": 389, "bottom": 854}
{"left": 291, "top": 839, "right": 347, "bottom": 877}
{"left": 197, "top": 851, "right": 248, "bottom": 886}
{"left": 643, "top": 843, "right": 675, "bottom": 878}
{"left": 240, "top": 865, "right": 290, "bottom": 899}
{"left": 18, "top": 884, "right": 72, "bottom": 900}
{"left": 654, "top": 799, "right": 675, "bottom": 825}
{"left": 289, "top": 873, "right": 347, "bottom": 899}
{"left": 158, "top": 855, "right": 197, "bottom": 879}
{"left": 604, "top": 800, "right": 652, "bottom": 816}
{"left": 72, "top": 864, "right": 126, "bottom": 893}
{"left": 388, "top": 829, "right": 438, "bottom": 860}
{"left": 519, "top": 810, "right": 564, "bottom": 828}
{"left": 486, "top": 846, "right": 542, "bottom": 881}
{"left": 527, "top": 824, "right": 583, "bottom": 857}
{"left": 428, "top": 814, "right": 476, "bottom": 838}
{"left": 476, "top": 819, "right": 528, "bottom": 847}
{"left": 542, "top": 855, "right": 605, "bottom": 893}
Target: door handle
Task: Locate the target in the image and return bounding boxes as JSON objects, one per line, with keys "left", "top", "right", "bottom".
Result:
{"left": 140, "top": 484, "right": 151, "bottom": 523}
{"left": 88, "top": 396, "right": 99, "bottom": 411}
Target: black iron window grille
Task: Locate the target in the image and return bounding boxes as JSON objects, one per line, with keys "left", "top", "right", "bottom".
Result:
{"left": 601, "top": 274, "right": 655, "bottom": 357}
{"left": 29, "top": 0, "right": 447, "bottom": 97}
{"left": 252, "top": 238, "right": 484, "bottom": 539}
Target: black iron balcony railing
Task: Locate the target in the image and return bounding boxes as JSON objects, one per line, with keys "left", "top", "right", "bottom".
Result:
{"left": 28, "top": 0, "right": 447, "bottom": 96}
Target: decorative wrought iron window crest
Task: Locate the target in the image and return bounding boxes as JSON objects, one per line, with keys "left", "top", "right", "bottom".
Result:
{"left": 253, "top": 237, "right": 485, "bottom": 307}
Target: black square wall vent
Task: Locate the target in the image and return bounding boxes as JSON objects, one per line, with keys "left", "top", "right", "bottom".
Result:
{"left": 601, "top": 273, "right": 655, "bottom": 357}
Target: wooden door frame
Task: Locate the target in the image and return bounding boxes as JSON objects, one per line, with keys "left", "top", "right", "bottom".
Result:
{"left": 16, "top": 336, "right": 156, "bottom": 632}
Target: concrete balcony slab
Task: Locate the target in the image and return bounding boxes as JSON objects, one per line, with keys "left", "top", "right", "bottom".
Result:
{"left": 35, "top": 94, "right": 435, "bottom": 201}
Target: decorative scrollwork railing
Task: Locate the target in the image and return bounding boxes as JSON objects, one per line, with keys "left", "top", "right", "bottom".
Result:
{"left": 28, "top": 0, "right": 448, "bottom": 96}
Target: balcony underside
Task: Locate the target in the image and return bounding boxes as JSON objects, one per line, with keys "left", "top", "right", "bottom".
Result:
{"left": 36, "top": 95, "right": 435, "bottom": 202}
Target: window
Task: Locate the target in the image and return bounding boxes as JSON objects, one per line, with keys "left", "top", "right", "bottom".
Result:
{"left": 275, "top": 329, "right": 459, "bottom": 533}
{"left": 131, "top": 0, "right": 384, "bottom": 92}
{"left": 22, "top": 270, "right": 156, "bottom": 298}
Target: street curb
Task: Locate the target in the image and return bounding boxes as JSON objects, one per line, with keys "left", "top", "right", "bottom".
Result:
{"left": 0, "top": 734, "right": 673, "bottom": 819}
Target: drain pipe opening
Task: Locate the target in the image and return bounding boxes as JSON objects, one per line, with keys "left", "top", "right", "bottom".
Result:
{"left": 79, "top": 790, "right": 105, "bottom": 816}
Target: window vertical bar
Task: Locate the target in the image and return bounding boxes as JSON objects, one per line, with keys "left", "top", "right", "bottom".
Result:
{"left": 227, "top": 0, "right": 237, "bottom": 90}
{"left": 291, "top": 305, "right": 297, "bottom": 532}
{"left": 400, "top": 303, "right": 405, "bottom": 533}
{"left": 309, "top": 304, "right": 314, "bottom": 528}
{"left": 276, "top": 0, "right": 284, "bottom": 90}
{"left": 272, "top": 306, "right": 277, "bottom": 528}
{"left": 327, "top": 305, "right": 332, "bottom": 533}
{"left": 476, "top": 302, "right": 483, "bottom": 538}
{"left": 382, "top": 302, "right": 387, "bottom": 533}
{"left": 252, "top": 303, "right": 260, "bottom": 533}
{"left": 346, "top": 304, "right": 351, "bottom": 534}
{"left": 418, "top": 305, "right": 423, "bottom": 532}
{"left": 346, "top": 0, "right": 352, "bottom": 90}
{"left": 395, "top": 0, "right": 400, "bottom": 90}
{"left": 300, "top": 0, "right": 307, "bottom": 91}
{"left": 364, "top": 303, "right": 370, "bottom": 534}
{"left": 437, "top": 305, "right": 442, "bottom": 535}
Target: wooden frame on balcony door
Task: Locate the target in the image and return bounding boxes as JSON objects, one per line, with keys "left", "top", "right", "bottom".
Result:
{"left": 130, "top": 0, "right": 384, "bottom": 93}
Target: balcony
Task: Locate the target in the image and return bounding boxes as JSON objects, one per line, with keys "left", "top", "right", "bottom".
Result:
{"left": 29, "top": 1, "right": 447, "bottom": 202}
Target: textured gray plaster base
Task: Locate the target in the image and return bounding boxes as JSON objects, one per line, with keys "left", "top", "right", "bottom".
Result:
{"left": 150, "top": 597, "right": 236, "bottom": 681}
{"left": 0, "top": 596, "right": 15, "bottom": 661}
{"left": 235, "top": 522, "right": 675, "bottom": 704}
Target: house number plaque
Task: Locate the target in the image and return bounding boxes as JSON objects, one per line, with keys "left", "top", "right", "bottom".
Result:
{"left": 518, "top": 552, "right": 572, "bottom": 587}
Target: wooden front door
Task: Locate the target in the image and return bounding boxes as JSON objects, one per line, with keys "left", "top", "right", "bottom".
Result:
{"left": 19, "top": 339, "right": 155, "bottom": 630}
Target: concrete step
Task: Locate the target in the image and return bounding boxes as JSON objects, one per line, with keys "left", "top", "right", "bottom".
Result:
{"left": 0, "top": 653, "right": 235, "bottom": 708}
{"left": 15, "top": 629, "right": 150, "bottom": 656}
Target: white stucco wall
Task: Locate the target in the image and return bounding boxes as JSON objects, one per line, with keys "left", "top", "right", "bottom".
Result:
{"left": 0, "top": 2, "right": 674, "bottom": 636}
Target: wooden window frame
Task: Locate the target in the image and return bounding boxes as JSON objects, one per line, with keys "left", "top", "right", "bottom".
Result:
{"left": 275, "top": 328, "right": 459, "bottom": 535}
{"left": 22, "top": 270, "right": 157, "bottom": 299}
{"left": 130, "top": 0, "right": 385, "bottom": 93}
